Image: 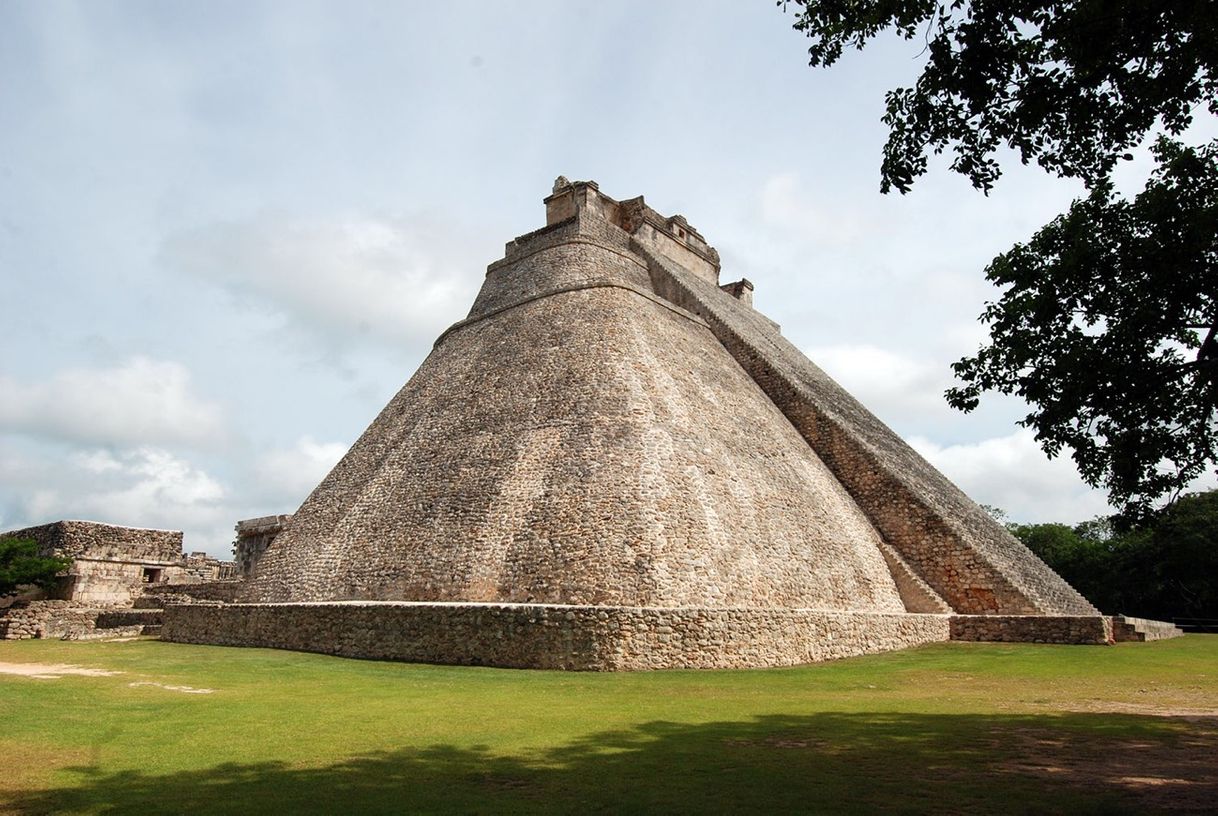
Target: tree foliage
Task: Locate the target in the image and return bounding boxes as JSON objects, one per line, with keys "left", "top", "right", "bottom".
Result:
{"left": 946, "top": 138, "right": 1218, "bottom": 519}
{"left": 782, "top": 0, "right": 1217, "bottom": 518}
{"left": 782, "top": 0, "right": 1216, "bottom": 193}
{"left": 0, "top": 537, "right": 71, "bottom": 597}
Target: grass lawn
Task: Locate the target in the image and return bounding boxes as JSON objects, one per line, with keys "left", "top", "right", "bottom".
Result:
{"left": 1, "top": 636, "right": 1215, "bottom": 814}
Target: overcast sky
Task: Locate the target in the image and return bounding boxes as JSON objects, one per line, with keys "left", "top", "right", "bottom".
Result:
{"left": 3, "top": 1, "right": 1204, "bottom": 557}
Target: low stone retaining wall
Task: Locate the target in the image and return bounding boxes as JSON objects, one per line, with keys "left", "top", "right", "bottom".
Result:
{"left": 62, "top": 625, "right": 146, "bottom": 641}
{"left": 162, "top": 603, "right": 953, "bottom": 670}
{"left": 144, "top": 582, "right": 245, "bottom": 604}
{"left": 1111, "top": 615, "right": 1183, "bottom": 641}
{"left": 161, "top": 605, "right": 1129, "bottom": 670}
{"left": 1, "top": 600, "right": 163, "bottom": 640}
{"left": 949, "top": 615, "right": 1113, "bottom": 644}
{"left": 94, "top": 608, "right": 163, "bottom": 628}
{"left": 0, "top": 600, "right": 113, "bottom": 640}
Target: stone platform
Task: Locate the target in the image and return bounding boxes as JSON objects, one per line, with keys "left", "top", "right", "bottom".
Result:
{"left": 1111, "top": 615, "right": 1185, "bottom": 641}
{"left": 160, "top": 602, "right": 1124, "bottom": 671}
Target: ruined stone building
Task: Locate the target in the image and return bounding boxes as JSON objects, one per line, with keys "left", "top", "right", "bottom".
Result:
{"left": 233, "top": 515, "right": 292, "bottom": 578}
{"left": 0, "top": 519, "right": 240, "bottom": 640}
{"left": 161, "top": 179, "right": 1174, "bottom": 668}
{"left": 1, "top": 520, "right": 234, "bottom": 605}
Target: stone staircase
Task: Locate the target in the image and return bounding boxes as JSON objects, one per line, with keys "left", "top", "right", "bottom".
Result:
{"left": 50, "top": 603, "right": 166, "bottom": 641}
{"left": 1, "top": 596, "right": 166, "bottom": 641}
{"left": 1, "top": 580, "right": 245, "bottom": 641}
{"left": 1111, "top": 615, "right": 1184, "bottom": 642}
{"left": 93, "top": 608, "right": 164, "bottom": 636}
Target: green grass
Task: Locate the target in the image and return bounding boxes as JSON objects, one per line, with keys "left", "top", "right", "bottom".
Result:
{"left": 1, "top": 637, "right": 1216, "bottom": 814}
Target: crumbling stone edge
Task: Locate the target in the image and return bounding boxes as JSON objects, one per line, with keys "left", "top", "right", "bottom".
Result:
{"left": 161, "top": 603, "right": 1118, "bottom": 671}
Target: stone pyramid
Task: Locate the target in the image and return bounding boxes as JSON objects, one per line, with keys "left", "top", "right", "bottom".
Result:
{"left": 165, "top": 179, "right": 1105, "bottom": 670}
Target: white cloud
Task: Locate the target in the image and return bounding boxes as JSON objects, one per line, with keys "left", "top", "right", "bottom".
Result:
{"left": 0, "top": 357, "right": 227, "bottom": 448}
{"left": 760, "top": 173, "right": 866, "bottom": 246}
{"left": 0, "top": 434, "right": 352, "bottom": 558}
{"left": 254, "top": 435, "right": 347, "bottom": 506}
{"left": 802, "top": 342, "right": 1035, "bottom": 446}
{"left": 70, "top": 447, "right": 225, "bottom": 524}
{"left": 0, "top": 442, "right": 233, "bottom": 556}
{"left": 909, "top": 429, "right": 1112, "bottom": 524}
{"left": 162, "top": 214, "right": 482, "bottom": 350}
{"left": 809, "top": 344, "right": 948, "bottom": 423}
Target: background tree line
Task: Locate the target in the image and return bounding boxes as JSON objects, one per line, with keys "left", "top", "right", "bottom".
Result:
{"left": 991, "top": 488, "right": 1218, "bottom": 622}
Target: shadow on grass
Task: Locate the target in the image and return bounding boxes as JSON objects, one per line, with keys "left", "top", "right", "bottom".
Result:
{"left": 7, "top": 711, "right": 1216, "bottom": 815}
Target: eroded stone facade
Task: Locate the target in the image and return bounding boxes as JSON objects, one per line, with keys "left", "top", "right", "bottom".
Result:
{"left": 249, "top": 207, "right": 911, "bottom": 613}
{"left": 165, "top": 178, "right": 1109, "bottom": 670}
{"left": 0, "top": 520, "right": 237, "bottom": 639}
{"left": 949, "top": 614, "right": 1113, "bottom": 644}
{"left": 233, "top": 515, "right": 292, "bottom": 577}
{"left": 4, "top": 521, "right": 185, "bottom": 604}
{"left": 163, "top": 603, "right": 952, "bottom": 670}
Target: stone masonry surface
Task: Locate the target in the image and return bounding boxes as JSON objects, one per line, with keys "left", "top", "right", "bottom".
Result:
{"left": 248, "top": 208, "right": 910, "bottom": 614}
{"left": 1111, "top": 615, "right": 1184, "bottom": 641}
{"left": 0, "top": 601, "right": 103, "bottom": 640}
{"left": 950, "top": 615, "right": 1113, "bottom": 644}
{"left": 6, "top": 520, "right": 182, "bottom": 563}
{"left": 638, "top": 246, "right": 1097, "bottom": 617}
{"left": 3, "top": 521, "right": 185, "bottom": 604}
{"left": 234, "top": 514, "right": 292, "bottom": 577}
{"left": 162, "top": 604, "right": 1122, "bottom": 668}
{"left": 162, "top": 603, "right": 952, "bottom": 670}
{"left": 173, "top": 178, "right": 1115, "bottom": 670}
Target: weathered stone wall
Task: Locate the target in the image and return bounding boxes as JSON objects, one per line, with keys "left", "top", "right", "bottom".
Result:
{"left": 0, "top": 600, "right": 104, "bottom": 640}
{"left": 5, "top": 520, "right": 182, "bottom": 563}
{"left": 1, "top": 521, "right": 187, "bottom": 604}
{"left": 540, "top": 180, "right": 720, "bottom": 285}
{"left": 639, "top": 246, "right": 1097, "bottom": 617}
{"left": 465, "top": 216, "right": 653, "bottom": 321}
{"left": 162, "top": 603, "right": 951, "bottom": 670}
{"left": 234, "top": 515, "right": 292, "bottom": 577}
{"left": 180, "top": 552, "right": 238, "bottom": 582}
{"left": 145, "top": 582, "right": 246, "bottom": 604}
{"left": 720, "top": 279, "right": 754, "bottom": 306}
{"left": 1111, "top": 615, "right": 1184, "bottom": 641}
{"left": 67, "top": 559, "right": 157, "bottom": 605}
{"left": 247, "top": 212, "right": 911, "bottom": 614}
{"left": 950, "top": 615, "right": 1113, "bottom": 644}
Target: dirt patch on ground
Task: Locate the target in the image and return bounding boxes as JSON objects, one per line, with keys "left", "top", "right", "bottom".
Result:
{"left": 127, "top": 681, "right": 214, "bottom": 694}
{"left": 723, "top": 736, "right": 835, "bottom": 751}
{"left": 0, "top": 662, "right": 122, "bottom": 680}
{"left": 721, "top": 712, "right": 1218, "bottom": 812}
{"left": 994, "top": 719, "right": 1218, "bottom": 812}
{"left": 0, "top": 662, "right": 213, "bottom": 693}
{"left": 1066, "top": 701, "right": 1218, "bottom": 719}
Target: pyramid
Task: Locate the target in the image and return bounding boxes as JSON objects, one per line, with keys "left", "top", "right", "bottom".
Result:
{"left": 163, "top": 178, "right": 1106, "bottom": 670}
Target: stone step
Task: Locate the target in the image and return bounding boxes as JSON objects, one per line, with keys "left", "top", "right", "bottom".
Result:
{"left": 132, "top": 596, "right": 167, "bottom": 609}
{"left": 1112, "top": 615, "right": 1184, "bottom": 642}
{"left": 61, "top": 624, "right": 145, "bottom": 641}
{"left": 95, "top": 609, "right": 164, "bottom": 628}
{"left": 140, "top": 624, "right": 162, "bottom": 636}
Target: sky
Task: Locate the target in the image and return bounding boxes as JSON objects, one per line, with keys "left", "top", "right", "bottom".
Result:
{"left": 2, "top": 1, "right": 1205, "bottom": 557}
